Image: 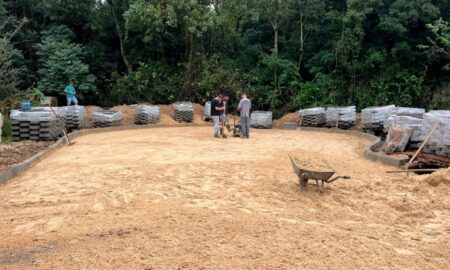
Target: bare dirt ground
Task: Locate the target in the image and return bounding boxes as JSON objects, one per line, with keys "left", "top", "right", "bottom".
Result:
{"left": 0, "top": 127, "right": 449, "bottom": 269}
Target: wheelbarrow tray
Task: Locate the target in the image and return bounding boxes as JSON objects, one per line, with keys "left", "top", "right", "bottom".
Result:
{"left": 289, "top": 156, "right": 349, "bottom": 193}
{"left": 289, "top": 156, "right": 335, "bottom": 180}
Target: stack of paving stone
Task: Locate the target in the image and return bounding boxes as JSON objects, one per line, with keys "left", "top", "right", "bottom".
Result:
{"left": 250, "top": 111, "right": 273, "bottom": 129}
{"left": 93, "top": 110, "right": 123, "bottom": 128}
{"left": 203, "top": 101, "right": 212, "bottom": 121}
{"left": 61, "top": 106, "right": 87, "bottom": 131}
{"left": 395, "top": 107, "right": 425, "bottom": 119}
{"left": 173, "top": 101, "right": 194, "bottom": 122}
{"left": 299, "top": 107, "right": 326, "bottom": 127}
{"left": 10, "top": 110, "right": 62, "bottom": 141}
{"left": 325, "top": 106, "right": 356, "bottom": 129}
{"left": 420, "top": 110, "right": 450, "bottom": 157}
{"left": 134, "top": 105, "right": 160, "bottom": 125}
{"left": 362, "top": 105, "right": 396, "bottom": 133}
{"left": 384, "top": 115, "right": 423, "bottom": 149}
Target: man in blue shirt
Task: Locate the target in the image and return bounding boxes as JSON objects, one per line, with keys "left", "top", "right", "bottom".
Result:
{"left": 64, "top": 81, "right": 78, "bottom": 106}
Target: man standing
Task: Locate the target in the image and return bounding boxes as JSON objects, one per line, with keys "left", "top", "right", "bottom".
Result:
{"left": 64, "top": 81, "right": 78, "bottom": 106}
{"left": 237, "top": 93, "right": 251, "bottom": 138}
{"left": 211, "top": 95, "right": 225, "bottom": 138}
{"left": 220, "top": 94, "right": 231, "bottom": 138}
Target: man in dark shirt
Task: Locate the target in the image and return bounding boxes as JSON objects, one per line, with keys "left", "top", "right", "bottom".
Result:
{"left": 211, "top": 95, "right": 225, "bottom": 138}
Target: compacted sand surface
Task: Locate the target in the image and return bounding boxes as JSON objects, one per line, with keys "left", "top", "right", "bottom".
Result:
{"left": 0, "top": 127, "right": 449, "bottom": 269}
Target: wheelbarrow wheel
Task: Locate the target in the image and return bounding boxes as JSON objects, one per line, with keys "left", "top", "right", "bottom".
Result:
{"left": 299, "top": 173, "right": 309, "bottom": 189}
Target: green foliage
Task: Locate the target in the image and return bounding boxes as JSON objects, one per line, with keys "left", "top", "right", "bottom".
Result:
{"left": 36, "top": 26, "right": 95, "bottom": 98}
{"left": 109, "top": 62, "right": 179, "bottom": 105}
{"left": 294, "top": 73, "right": 332, "bottom": 109}
{"left": 1, "top": 0, "right": 450, "bottom": 112}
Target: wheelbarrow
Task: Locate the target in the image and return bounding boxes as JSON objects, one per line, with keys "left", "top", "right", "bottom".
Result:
{"left": 289, "top": 156, "right": 350, "bottom": 193}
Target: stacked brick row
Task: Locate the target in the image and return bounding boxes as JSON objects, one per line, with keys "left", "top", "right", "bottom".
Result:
{"left": 62, "top": 106, "right": 87, "bottom": 131}
{"left": 250, "top": 111, "right": 273, "bottom": 129}
{"left": 10, "top": 110, "right": 62, "bottom": 142}
{"left": 299, "top": 108, "right": 326, "bottom": 127}
{"left": 325, "top": 106, "right": 356, "bottom": 129}
{"left": 173, "top": 101, "right": 194, "bottom": 122}
{"left": 362, "top": 105, "right": 396, "bottom": 133}
{"left": 420, "top": 111, "right": 450, "bottom": 157}
{"left": 93, "top": 110, "right": 123, "bottom": 128}
{"left": 134, "top": 105, "right": 160, "bottom": 125}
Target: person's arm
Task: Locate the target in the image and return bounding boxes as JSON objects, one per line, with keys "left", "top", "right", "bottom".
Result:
{"left": 237, "top": 100, "right": 242, "bottom": 111}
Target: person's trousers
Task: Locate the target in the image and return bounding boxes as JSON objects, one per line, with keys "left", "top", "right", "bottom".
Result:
{"left": 67, "top": 96, "right": 78, "bottom": 106}
{"left": 241, "top": 117, "right": 250, "bottom": 137}
{"left": 213, "top": 116, "right": 220, "bottom": 135}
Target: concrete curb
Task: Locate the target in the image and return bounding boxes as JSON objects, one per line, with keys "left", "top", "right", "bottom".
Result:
{"left": 0, "top": 123, "right": 400, "bottom": 186}
{"left": 0, "top": 123, "right": 210, "bottom": 185}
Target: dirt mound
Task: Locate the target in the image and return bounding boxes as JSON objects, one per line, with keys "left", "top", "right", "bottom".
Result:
{"left": 110, "top": 105, "right": 136, "bottom": 126}
{"left": 425, "top": 168, "right": 450, "bottom": 187}
{"left": 192, "top": 103, "right": 205, "bottom": 124}
{"left": 273, "top": 112, "right": 299, "bottom": 129}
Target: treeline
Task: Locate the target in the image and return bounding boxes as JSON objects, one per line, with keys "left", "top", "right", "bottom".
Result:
{"left": 1, "top": 0, "right": 450, "bottom": 117}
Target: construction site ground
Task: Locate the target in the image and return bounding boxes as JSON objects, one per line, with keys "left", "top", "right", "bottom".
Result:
{"left": 0, "top": 127, "right": 449, "bottom": 269}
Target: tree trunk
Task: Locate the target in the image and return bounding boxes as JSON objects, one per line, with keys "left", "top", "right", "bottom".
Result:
{"left": 297, "top": 12, "right": 304, "bottom": 71}
{"left": 107, "top": 0, "right": 131, "bottom": 73}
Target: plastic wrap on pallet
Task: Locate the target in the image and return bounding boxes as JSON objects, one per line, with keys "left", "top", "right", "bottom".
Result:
{"left": 250, "top": 111, "right": 273, "bottom": 128}
{"left": 298, "top": 107, "right": 326, "bottom": 127}
{"left": 362, "top": 105, "right": 396, "bottom": 127}
{"left": 173, "top": 101, "right": 194, "bottom": 122}
{"left": 299, "top": 107, "right": 325, "bottom": 116}
{"left": 420, "top": 111, "right": 450, "bottom": 157}
{"left": 10, "top": 109, "right": 61, "bottom": 141}
{"left": 326, "top": 106, "right": 356, "bottom": 121}
{"left": 384, "top": 115, "right": 423, "bottom": 142}
{"left": 135, "top": 105, "right": 160, "bottom": 124}
{"left": 395, "top": 107, "right": 425, "bottom": 118}
{"left": 10, "top": 109, "right": 57, "bottom": 121}
{"left": 204, "top": 101, "right": 211, "bottom": 119}
{"left": 93, "top": 110, "right": 123, "bottom": 122}
{"left": 173, "top": 101, "right": 193, "bottom": 111}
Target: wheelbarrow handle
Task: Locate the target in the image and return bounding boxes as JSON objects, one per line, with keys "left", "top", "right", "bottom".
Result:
{"left": 325, "top": 175, "right": 351, "bottom": 183}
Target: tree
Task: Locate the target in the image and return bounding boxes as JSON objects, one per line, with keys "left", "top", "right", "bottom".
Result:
{"left": 36, "top": 26, "right": 95, "bottom": 98}
{"left": 0, "top": 0, "right": 27, "bottom": 101}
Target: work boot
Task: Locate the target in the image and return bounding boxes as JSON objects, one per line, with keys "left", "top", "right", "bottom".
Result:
{"left": 222, "top": 133, "right": 228, "bottom": 138}
{"left": 214, "top": 134, "right": 220, "bottom": 138}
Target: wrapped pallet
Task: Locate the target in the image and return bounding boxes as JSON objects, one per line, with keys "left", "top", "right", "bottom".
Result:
{"left": 173, "top": 101, "right": 194, "bottom": 122}
{"left": 135, "top": 105, "right": 160, "bottom": 125}
{"left": 299, "top": 107, "right": 326, "bottom": 127}
{"left": 420, "top": 111, "right": 450, "bottom": 157}
{"left": 395, "top": 107, "right": 425, "bottom": 119}
{"left": 325, "top": 106, "right": 356, "bottom": 129}
{"left": 203, "top": 101, "right": 212, "bottom": 121}
{"left": 93, "top": 110, "right": 123, "bottom": 128}
{"left": 61, "top": 106, "right": 87, "bottom": 130}
{"left": 10, "top": 109, "right": 62, "bottom": 141}
{"left": 362, "top": 105, "right": 396, "bottom": 131}
{"left": 250, "top": 111, "right": 273, "bottom": 129}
